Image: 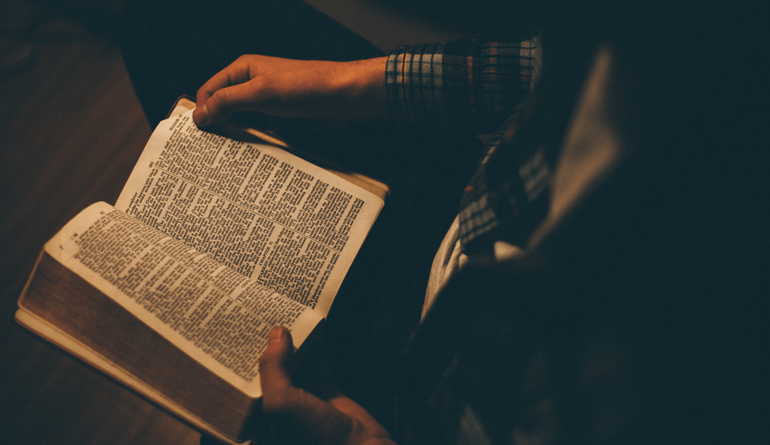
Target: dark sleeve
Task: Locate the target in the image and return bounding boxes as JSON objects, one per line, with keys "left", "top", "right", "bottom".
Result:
{"left": 385, "top": 39, "right": 538, "bottom": 134}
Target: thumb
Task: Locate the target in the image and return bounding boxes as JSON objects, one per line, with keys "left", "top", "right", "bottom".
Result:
{"left": 194, "top": 82, "right": 258, "bottom": 127}
{"left": 259, "top": 326, "right": 295, "bottom": 402}
{"left": 259, "top": 328, "right": 359, "bottom": 444}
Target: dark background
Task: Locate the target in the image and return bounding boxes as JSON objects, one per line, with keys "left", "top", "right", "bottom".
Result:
{"left": 0, "top": 1, "right": 203, "bottom": 443}
{"left": 2, "top": 1, "right": 768, "bottom": 444}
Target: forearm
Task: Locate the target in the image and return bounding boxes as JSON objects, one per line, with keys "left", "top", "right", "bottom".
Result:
{"left": 333, "top": 57, "right": 389, "bottom": 122}
{"left": 193, "top": 55, "right": 389, "bottom": 127}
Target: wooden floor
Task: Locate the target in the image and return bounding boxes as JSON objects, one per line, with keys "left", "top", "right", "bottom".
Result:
{"left": 0, "top": 1, "right": 201, "bottom": 443}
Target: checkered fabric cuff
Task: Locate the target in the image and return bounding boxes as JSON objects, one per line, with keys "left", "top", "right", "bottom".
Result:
{"left": 386, "top": 39, "right": 537, "bottom": 134}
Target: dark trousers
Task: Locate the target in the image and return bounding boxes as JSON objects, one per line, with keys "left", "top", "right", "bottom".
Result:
{"left": 120, "top": 0, "right": 481, "bottom": 437}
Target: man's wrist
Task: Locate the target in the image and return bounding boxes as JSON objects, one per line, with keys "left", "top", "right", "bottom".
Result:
{"left": 341, "top": 57, "right": 389, "bottom": 121}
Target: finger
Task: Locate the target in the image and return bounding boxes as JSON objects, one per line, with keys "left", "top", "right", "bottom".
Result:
{"left": 193, "top": 58, "right": 255, "bottom": 126}
{"left": 329, "top": 396, "right": 392, "bottom": 438}
{"left": 195, "top": 57, "right": 253, "bottom": 106}
{"left": 195, "top": 79, "right": 267, "bottom": 126}
{"left": 259, "top": 326, "right": 294, "bottom": 400}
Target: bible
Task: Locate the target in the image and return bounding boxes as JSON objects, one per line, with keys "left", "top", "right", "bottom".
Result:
{"left": 15, "top": 98, "right": 387, "bottom": 444}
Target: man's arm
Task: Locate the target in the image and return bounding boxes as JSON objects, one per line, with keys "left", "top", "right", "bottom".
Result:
{"left": 193, "top": 38, "right": 538, "bottom": 134}
{"left": 193, "top": 55, "right": 388, "bottom": 127}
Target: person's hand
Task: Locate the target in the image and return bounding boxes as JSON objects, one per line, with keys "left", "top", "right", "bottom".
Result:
{"left": 193, "top": 55, "right": 388, "bottom": 127}
{"left": 259, "top": 326, "right": 397, "bottom": 445}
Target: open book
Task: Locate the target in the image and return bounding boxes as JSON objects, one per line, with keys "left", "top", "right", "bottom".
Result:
{"left": 15, "top": 99, "right": 387, "bottom": 444}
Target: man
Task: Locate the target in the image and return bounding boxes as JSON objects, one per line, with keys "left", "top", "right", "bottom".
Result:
{"left": 122, "top": 1, "right": 766, "bottom": 444}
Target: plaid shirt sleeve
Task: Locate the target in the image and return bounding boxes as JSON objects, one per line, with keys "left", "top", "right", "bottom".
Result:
{"left": 386, "top": 39, "right": 538, "bottom": 134}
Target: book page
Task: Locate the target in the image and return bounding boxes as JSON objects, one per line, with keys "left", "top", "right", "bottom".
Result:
{"left": 116, "top": 110, "right": 383, "bottom": 316}
{"left": 46, "top": 202, "right": 322, "bottom": 394}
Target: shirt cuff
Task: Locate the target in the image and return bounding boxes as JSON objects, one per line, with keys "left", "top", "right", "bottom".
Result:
{"left": 386, "top": 39, "right": 538, "bottom": 134}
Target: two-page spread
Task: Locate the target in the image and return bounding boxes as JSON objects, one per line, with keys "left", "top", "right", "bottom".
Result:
{"left": 117, "top": 110, "right": 383, "bottom": 315}
{"left": 16, "top": 106, "right": 386, "bottom": 444}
